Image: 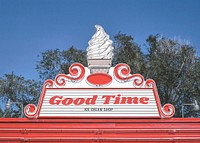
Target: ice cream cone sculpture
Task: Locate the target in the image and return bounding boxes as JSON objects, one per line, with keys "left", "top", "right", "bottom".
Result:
{"left": 87, "top": 25, "right": 114, "bottom": 74}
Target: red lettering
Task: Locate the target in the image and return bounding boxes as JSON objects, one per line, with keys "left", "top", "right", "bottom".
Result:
{"left": 49, "top": 95, "right": 97, "bottom": 105}
{"left": 85, "top": 95, "right": 97, "bottom": 105}
{"left": 120, "top": 97, "right": 139, "bottom": 104}
{"left": 132, "top": 97, "right": 139, "bottom": 104}
{"left": 140, "top": 97, "right": 149, "bottom": 104}
{"left": 49, "top": 95, "right": 149, "bottom": 106}
{"left": 113, "top": 94, "right": 121, "bottom": 104}
{"left": 102, "top": 95, "right": 115, "bottom": 104}
{"left": 106, "top": 95, "right": 149, "bottom": 104}
{"left": 74, "top": 98, "right": 84, "bottom": 105}
{"left": 49, "top": 96, "right": 63, "bottom": 105}
{"left": 62, "top": 98, "right": 73, "bottom": 105}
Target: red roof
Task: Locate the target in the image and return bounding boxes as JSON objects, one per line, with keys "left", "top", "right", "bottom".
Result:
{"left": 0, "top": 118, "right": 200, "bottom": 142}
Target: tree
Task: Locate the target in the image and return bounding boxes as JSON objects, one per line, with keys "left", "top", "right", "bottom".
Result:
{"left": 0, "top": 108, "right": 3, "bottom": 117}
{"left": 36, "top": 47, "right": 87, "bottom": 80}
{"left": 0, "top": 73, "right": 41, "bottom": 117}
{"left": 184, "top": 58, "right": 200, "bottom": 117}
{"left": 146, "top": 35, "right": 199, "bottom": 117}
{"left": 113, "top": 33, "right": 146, "bottom": 74}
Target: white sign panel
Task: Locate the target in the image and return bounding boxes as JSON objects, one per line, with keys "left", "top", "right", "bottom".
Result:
{"left": 40, "top": 89, "right": 159, "bottom": 117}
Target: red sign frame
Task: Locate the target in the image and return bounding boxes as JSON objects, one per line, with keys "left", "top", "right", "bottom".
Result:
{"left": 24, "top": 63, "right": 175, "bottom": 119}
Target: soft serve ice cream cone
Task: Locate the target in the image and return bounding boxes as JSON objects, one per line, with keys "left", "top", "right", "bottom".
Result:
{"left": 87, "top": 25, "right": 114, "bottom": 74}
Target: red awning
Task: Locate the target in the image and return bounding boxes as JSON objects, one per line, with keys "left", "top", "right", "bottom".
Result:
{"left": 0, "top": 118, "right": 200, "bottom": 142}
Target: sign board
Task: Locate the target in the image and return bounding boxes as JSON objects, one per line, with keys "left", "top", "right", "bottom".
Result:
{"left": 24, "top": 25, "right": 175, "bottom": 119}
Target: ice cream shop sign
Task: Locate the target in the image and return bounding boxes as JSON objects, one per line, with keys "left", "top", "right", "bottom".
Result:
{"left": 24, "top": 25, "right": 175, "bottom": 119}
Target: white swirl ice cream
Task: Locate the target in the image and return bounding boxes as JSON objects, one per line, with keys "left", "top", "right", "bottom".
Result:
{"left": 87, "top": 25, "right": 114, "bottom": 74}
{"left": 87, "top": 25, "right": 114, "bottom": 59}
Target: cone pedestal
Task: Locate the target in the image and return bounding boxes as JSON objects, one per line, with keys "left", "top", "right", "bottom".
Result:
{"left": 88, "top": 59, "right": 112, "bottom": 74}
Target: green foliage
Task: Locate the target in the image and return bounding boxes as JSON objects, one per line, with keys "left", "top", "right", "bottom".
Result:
{"left": 36, "top": 47, "right": 87, "bottom": 80}
{"left": 0, "top": 73, "right": 41, "bottom": 117}
{"left": 113, "top": 33, "right": 146, "bottom": 74}
{"left": 36, "top": 49, "right": 61, "bottom": 80}
{"left": 145, "top": 35, "right": 199, "bottom": 117}
{"left": 0, "top": 108, "right": 3, "bottom": 117}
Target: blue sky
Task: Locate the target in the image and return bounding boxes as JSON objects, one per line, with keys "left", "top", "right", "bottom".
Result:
{"left": 0, "top": 0, "right": 200, "bottom": 80}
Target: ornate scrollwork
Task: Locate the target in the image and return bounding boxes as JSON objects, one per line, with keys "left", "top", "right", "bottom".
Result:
{"left": 146, "top": 79, "right": 175, "bottom": 118}
{"left": 161, "top": 104, "right": 175, "bottom": 118}
{"left": 24, "top": 104, "right": 37, "bottom": 119}
{"left": 114, "top": 63, "right": 144, "bottom": 87}
{"left": 145, "top": 79, "right": 156, "bottom": 88}
{"left": 44, "top": 79, "right": 54, "bottom": 88}
{"left": 55, "top": 63, "right": 85, "bottom": 87}
{"left": 24, "top": 79, "right": 54, "bottom": 118}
